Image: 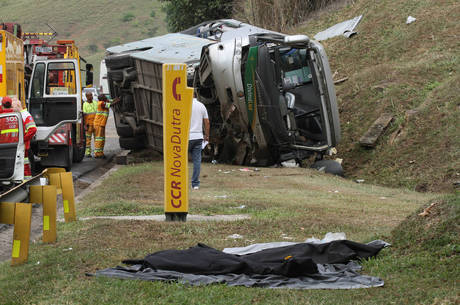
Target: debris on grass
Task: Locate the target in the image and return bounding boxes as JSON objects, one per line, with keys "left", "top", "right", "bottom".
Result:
{"left": 227, "top": 234, "right": 243, "bottom": 239}
{"left": 314, "top": 15, "right": 363, "bottom": 41}
{"left": 356, "top": 179, "right": 365, "bottom": 183}
{"left": 359, "top": 113, "right": 394, "bottom": 148}
{"left": 406, "top": 16, "right": 417, "bottom": 24}
{"left": 418, "top": 201, "right": 440, "bottom": 217}
{"left": 334, "top": 77, "right": 349, "bottom": 84}
{"left": 281, "top": 160, "right": 298, "bottom": 168}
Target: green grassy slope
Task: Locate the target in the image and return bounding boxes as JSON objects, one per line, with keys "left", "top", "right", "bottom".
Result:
{"left": 297, "top": 0, "right": 459, "bottom": 192}
{"left": 0, "top": 163, "right": 457, "bottom": 304}
{"left": 0, "top": 0, "right": 167, "bottom": 81}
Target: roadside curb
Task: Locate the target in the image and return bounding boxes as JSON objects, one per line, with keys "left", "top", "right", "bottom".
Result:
{"left": 78, "top": 214, "right": 251, "bottom": 222}
{"left": 72, "top": 154, "right": 116, "bottom": 181}
{"left": 75, "top": 164, "right": 121, "bottom": 203}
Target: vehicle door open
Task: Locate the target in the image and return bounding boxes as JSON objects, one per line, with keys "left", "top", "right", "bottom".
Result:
{"left": 0, "top": 112, "right": 24, "bottom": 184}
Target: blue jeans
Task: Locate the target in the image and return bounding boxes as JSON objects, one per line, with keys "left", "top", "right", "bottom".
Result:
{"left": 189, "top": 139, "right": 202, "bottom": 188}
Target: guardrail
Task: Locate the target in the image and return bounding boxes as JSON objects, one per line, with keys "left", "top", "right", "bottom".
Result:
{"left": 0, "top": 168, "right": 76, "bottom": 265}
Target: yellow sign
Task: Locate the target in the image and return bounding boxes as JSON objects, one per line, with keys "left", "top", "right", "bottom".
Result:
{"left": 162, "top": 64, "right": 193, "bottom": 214}
{"left": 12, "top": 240, "right": 20, "bottom": 258}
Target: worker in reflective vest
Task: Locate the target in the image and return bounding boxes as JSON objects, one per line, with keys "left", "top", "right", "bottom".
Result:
{"left": 83, "top": 92, "right": 97, "bottom": 157}
{"left": 12, "top": 97, "right": 37, "bottom": 180}
{"left": 93, "top": 94, "right": 119, "bottom": 158}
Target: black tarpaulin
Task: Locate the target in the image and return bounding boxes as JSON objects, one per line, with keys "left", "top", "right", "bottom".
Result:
{"left": 93, "top": 240, "right": 387, "bottom": 289}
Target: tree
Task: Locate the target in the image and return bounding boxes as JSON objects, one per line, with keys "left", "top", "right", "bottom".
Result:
{"left": 160, "top": 0, "right": 233, "bottom": 32}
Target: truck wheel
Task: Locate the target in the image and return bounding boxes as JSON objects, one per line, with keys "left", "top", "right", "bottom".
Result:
{"left": 105, "top": 53, "right": 134, "bottom": 70}
{"left": 119, "top": 136, "right": 145, "bottom": 150}
{"left": 72, "top": 125, "right": 86, "bottom": 163}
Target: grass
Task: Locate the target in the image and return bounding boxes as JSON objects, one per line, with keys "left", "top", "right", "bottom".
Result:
{"left": 1, "top": 162, "right": 457, "bottom": 304}
{"left": 295, "top": 0, "right": 459, "bottom": 192}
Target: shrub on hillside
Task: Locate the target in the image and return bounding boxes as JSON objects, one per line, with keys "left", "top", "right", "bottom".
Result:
{"left": 160, "top": 0, "right": 233, "bottom": 32}
{"left": 122, "top": 12, "right": 135, "bottom": 22}
{"left": 234, "top": 0, "right": 337, "bottom": 31}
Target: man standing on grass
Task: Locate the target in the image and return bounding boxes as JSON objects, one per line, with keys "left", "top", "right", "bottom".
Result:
{"left": 188, "top": 97, "right": 210, "bottom": 190}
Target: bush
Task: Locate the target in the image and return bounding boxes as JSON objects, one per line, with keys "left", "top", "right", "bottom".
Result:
{"left": 150, "top": 10, "right": 156, "bottom": 18}
{"left": 122, "top": 12, "right": 135, "bottom": 22}
{"left": 233, "top": 0, "right": 337, "bottom": 31}
{"left": 88, "top": 44, "right": 98, "bottom": 52}
{"left": 160, "top": 0, "right": 233, "bottom": 32}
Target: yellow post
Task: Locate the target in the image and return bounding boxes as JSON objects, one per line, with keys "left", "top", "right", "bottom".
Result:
{"left": 29, "top": 185, "right": 57, "bottom": 243}
{"left": 60, "top": 172, "right": 76, "bottom": 222}
{"left": 29, "top": 185, "right": 43, "bottom": 205}
{"left": 162, "top": 63, "right": 193, "bottom": 222}
{"left": 11, "top": 203, "right": 32, "bottom": 265}
{"left": 46, "top": 167, "right": 66, "bottom": 175}
{"left": 42, "top": 185, "right": 57, "bottom": 242}
{"left": 48, "top": 173, "right": 63, "bottom": 195}
{"left": 0, "top": 202, "right": 15, "bottom": 224}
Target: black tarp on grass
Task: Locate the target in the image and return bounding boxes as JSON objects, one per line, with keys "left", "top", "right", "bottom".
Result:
{"left": 92, "top": 240, "right": 388, "bottom": 289}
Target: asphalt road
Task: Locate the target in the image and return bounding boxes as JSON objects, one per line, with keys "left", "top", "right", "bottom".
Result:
{"left": 71, "top": 110, "right": 121, "bottom": 178}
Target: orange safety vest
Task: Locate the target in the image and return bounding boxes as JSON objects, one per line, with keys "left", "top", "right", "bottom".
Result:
{"left": 83, "top": 101, "right": 98, "bottom": 126}
{"left": 93, "top": 100, "right": 111, "bottom": 127}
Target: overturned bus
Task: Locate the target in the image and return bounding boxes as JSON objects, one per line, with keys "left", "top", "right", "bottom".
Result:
{"left": 104, "top": 19, "right": 340, "bottom": 169}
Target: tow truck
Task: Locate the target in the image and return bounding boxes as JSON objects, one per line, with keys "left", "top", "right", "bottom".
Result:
{"left": 0, "top": 23, "right": 86, "bottom": 181}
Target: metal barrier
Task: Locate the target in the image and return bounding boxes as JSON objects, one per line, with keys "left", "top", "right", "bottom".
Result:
{"left": 0, "top": 168, "right": 76, "bottom": 265}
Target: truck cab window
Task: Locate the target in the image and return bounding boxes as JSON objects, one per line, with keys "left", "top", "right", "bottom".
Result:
{"left": 30, "top": 63, "right": 45, "bottom": 98}
{"left": 45, "top": 62, "right": 77, "bottom": 95}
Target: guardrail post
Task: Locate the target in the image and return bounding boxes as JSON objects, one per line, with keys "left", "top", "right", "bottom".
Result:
{"left": 0, "top": 202, "right": 15, "bottom": 225}
{"left": 48, "top": 173, "right": 63, "bottom": 195}
{"left": 60, "top": 172, "right": 76, "bottom": 222}
{"left": 29, "top": 185, "right": 57, "bottom": 243}
{"left": 47, "top": 171, "right": 76, "bottom": 222}
{"left": 11, "top": 203, "right": 32, "bottom": 265}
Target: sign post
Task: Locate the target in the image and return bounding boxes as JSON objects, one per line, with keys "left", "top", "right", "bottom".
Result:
{"left": 163, "top": 64, "right": 193, "bottom": 222}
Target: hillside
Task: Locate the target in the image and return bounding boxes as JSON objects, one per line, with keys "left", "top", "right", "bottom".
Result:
{"left": 0, "top": 0, "right": 167, "bottom": 78}
{"left": 295, "top": 0, "right": 459, "bottom": 192}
